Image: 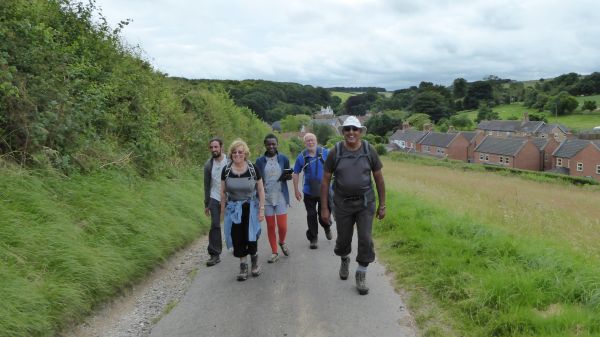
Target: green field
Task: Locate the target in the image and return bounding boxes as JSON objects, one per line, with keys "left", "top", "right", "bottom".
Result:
{"left": 331, "top": 91, "right": 354, "bottom": 104}
{"left": 462, "top": 98, "right": 600, "bottom": 131}
{"left": 376, "top": 156, "right": 600, "bottom": 337}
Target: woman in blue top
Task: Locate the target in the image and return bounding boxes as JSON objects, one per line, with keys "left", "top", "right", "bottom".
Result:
{"left": 255, "top": 134, "right": 291, "bottom": 263}
{"left": 220, "top": 139, "right": 265, "bottom": 281}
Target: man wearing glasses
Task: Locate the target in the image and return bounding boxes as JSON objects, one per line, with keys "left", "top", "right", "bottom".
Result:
{"left": 320, "top": 116, "right": 386, "bottom": 295}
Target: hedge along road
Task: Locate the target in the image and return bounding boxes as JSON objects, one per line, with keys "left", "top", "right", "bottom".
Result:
{"left": 149, "top": 196, "right": 417, "bottom": 337}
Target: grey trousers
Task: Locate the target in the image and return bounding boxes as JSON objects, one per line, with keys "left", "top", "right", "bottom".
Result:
{"left": 332, "top": 192, "right": 376, "bottom": 265}
{"left": 207, "top": 198, "right": 222, "bottom": 256}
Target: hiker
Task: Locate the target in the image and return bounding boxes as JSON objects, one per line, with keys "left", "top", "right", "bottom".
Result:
{"left": 220, "top": 139, "right": 266, "bottom": 281}
{"left": 203, "top": 137, "right": 227, "bottom": 267}
{"left": 255, "top": 134, "right": 292, "bottom": 263}
{"left": 320, "top": 116, "right": 386, "bottom": 295}
{"left": 292, "top": 133, "right": 332, "bottom": 249}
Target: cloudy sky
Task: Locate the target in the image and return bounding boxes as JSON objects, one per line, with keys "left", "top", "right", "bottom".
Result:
{"left": 94, "top": 0, "right": 600, "bottom": 90}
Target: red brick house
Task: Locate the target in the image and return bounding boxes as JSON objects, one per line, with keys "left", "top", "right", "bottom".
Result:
{"left": 417, "top": 132, "right": 470, "bottom": 162}
{"left": 473, "top": 136, "right": 541, "bottom": 171}
{"left": 551, "top": 139, "right": 600, "bottom": 180}
{"left": 389, "top": 127, "right": 428, "bottom": 153}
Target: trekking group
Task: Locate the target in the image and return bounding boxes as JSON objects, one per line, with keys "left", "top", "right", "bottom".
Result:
{"left": 203, "top": 116, "right": 386, "bottom": 295}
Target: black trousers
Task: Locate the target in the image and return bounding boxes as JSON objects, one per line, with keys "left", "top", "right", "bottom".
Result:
{"left": 304, "top": 194, "right": 331, "bottom": 241}
{"left": 231, "top": 203, "right": 258, "bottom": 258}
{"left": 207, "top": 198, "right": 222, "bottom": 256}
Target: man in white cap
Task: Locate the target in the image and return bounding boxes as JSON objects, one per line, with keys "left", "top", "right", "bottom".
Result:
{"left": 320, "top": 116, "right": 386, "bottom": 295}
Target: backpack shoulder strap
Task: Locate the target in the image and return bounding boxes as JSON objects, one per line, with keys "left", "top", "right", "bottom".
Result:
{"left": 362, "top": 140, "right": 375, "bottom": 169}
{"left": 224, "top": 162, "right": 233, "bottom": 181}
{"left": 317, "top": 146, "right": 325, "bottom": 163}
{"left": 247, "top": 161, "right": 257, "bottom": 180}
{"left": 333, "top": 141, "right": 344, "bottom": 172}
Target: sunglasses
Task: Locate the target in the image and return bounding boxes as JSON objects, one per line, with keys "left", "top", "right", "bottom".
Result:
{"left": 343, "top": 126, "right": 360, "bottom": 132}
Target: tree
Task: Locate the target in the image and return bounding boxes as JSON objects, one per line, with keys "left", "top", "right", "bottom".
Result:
{"left": 544, "top": 91, "right": 579, "bottom": 116}
{"left": 476, "top": 104, "right": 499, "bottom": 123}
{"left": 583, "top": 100, "right": 597, "bottom": 111}
{"left": 280, "top": 114, "right": 311, "bottom": 132}
{"left": 406, "top": 113, "right": 432, "bottom": 130}
{"left": 463, "top": 81, "right": 493, "bottom": 110}
{"left": 449, "top": 114, "right": 474, "bottom": 130}
{"left": 365, "top": 114, "right": 401, "bottom": 137}
{"left": 452, "top": 78, "right": 467, "bottom": 99}
{"left": 410, "top": 91, "right": 451, "bottom": 122}
{"left": 309, "top": 122, "right": 335, "bottom": 145}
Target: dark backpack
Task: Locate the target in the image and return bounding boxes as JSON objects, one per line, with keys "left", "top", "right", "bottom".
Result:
{"left": 332, "top": 140, "right": 374, "bottom": 172}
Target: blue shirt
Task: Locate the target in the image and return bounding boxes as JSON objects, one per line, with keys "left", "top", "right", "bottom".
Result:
{"left": 293, "top": 147, "right": 329, "bottom": 196}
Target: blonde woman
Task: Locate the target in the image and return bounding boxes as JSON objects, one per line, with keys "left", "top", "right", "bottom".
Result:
{"left": 220, "top": 139, "right": 266, "bottom": 281}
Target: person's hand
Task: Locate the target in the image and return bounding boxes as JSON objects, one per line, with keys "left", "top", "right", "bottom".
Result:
{"left": 204, "top": 207, "right": 210, "bottom": 216}
{"left": 321, "top": 208, "right": 330, "bottom": 226}
{"left": 295, "top": 190, "right": 302, "bottom": 201}
{"left": 259, "top": 208, "right": 265, "bottom": 222}
{"left": 376, "top": 205, "right": 386, "bottom": 220}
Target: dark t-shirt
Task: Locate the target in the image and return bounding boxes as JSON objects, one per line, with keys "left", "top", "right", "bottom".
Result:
{"left": 323, "top": 142, "right": 382, "bottom": 196}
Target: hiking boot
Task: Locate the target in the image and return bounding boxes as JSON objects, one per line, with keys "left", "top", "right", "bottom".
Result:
{"left": 325, "top": 228, "right": 333, "bottom": 240}
{"left": 355, "top": 270, "right": 369, "bottom": 295}
{"left": 279, "top": 242, "right": 290, "bottom": 256}
{"left": 339, "top": 256, "right": 350, "bottom": 280}
{"left": 206, "top": 255, "right": 220, "bottom": 267}
{"left": 267, "top": 253, "right": 279, "bottom": 263}
{"left": 250, "top": 254, "right": 261, "bottom": 277}
{"left": 309, "top": 240, "right": 318, "bottom": 249}
{"left": 237, "top": 263, "right": 248, "bottom": 281}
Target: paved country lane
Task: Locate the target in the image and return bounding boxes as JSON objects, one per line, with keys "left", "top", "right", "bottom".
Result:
{"left": 149, "top": 195, "right": 417, "bottom": 337}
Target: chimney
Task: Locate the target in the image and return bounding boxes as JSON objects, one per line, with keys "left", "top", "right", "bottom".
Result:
{"left": 423, "top": 123, "right": 432, "bottom": 132}
{"left": 523, "top": 111, "right": 529, "bottom": 122}
{"left": 402, "top": 121, "right": 410, "bottom": 130}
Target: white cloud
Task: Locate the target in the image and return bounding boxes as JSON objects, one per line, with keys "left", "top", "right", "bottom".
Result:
{"left": 94, "top": 0, "right": 600, "bottom": 90}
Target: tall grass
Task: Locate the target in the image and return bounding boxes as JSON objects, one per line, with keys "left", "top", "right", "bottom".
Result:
{"left": 0, "top": 167, "right": 206, "bottom": 336}
{"left": 376, "top": 158, "right": 600, "bottom": 336}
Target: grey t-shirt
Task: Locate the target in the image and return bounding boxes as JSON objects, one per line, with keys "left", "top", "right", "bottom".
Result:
{"left": 221, "top": 163, "right": 262, "bottom": 201}
{"left": 323, "top": 141, "right": 382, "bottom": 196}
{"left": 263, "top": 156, "right": 284, "bottom": 206}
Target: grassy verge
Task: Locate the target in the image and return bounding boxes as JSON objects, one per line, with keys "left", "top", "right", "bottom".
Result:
{"left": 375, "top": 191, "right": 600, "bottom": 337}
{"left": 0, "top": 167, "right": 206, "bottom": 336}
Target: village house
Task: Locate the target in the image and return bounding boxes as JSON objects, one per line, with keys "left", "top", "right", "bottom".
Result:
{"left": 551, "top": 139, "right": 600, "bottom": 180}
{"left": 530, "top": 137, "right": 560, "bottom": 171}
{"left": 388, "top": 122, "right": 427, "bottom": 152}
{"left": 417, "top": 131, "right": 471, "bottom": 162}
{"left": 537, "top": 123, "right": 571, "bottom": 142}
{"left": 473, "top": 136, "right": 541, "bottom": 171}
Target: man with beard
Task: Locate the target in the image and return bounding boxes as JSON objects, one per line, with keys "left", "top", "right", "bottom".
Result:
{"left": 203, "top": 137, "right": 228, "bottom": 266}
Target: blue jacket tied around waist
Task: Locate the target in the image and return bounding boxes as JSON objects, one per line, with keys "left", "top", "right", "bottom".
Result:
{"left": 223, "top": 198, "right": 261, "bottom": 249}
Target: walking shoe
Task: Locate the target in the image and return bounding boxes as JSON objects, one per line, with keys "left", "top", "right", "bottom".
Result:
{"left": 279, "top": 242, "right": 290, "bottom": 256}
{"left": 206, "top": 255, "right": 220, "bottom": 267}
{"left": 355, "top": 270, "right": 369, "bottom": 295}
{"left": 339, "top": 256, "right": 350, "bottom": 280}
{"left": 309, "top": 240, "right": 318, "bottom": 249}
{"left": 237, "top": 263, "right": 248, "bottom": 281}
{"left": 267, "top": 253, "right": 279, "bottom": 263}
{"left": 325, "top": 228, "right": 333, "bottom": 240}
{"left": 250, "top": 254, "right": 261, "bottom": 277}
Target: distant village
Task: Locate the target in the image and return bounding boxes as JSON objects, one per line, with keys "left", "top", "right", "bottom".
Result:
{"left": 276, "top": 106, "right": 600, "bottom": 182}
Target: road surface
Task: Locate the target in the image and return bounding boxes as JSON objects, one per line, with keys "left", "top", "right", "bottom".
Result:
{"left": 150, "top": 197, "right": 417, "bottom": 337}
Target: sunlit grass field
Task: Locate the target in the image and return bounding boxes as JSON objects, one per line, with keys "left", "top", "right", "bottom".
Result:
{"left": 375, "top": 157, "right": 600, "bottom": 336}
